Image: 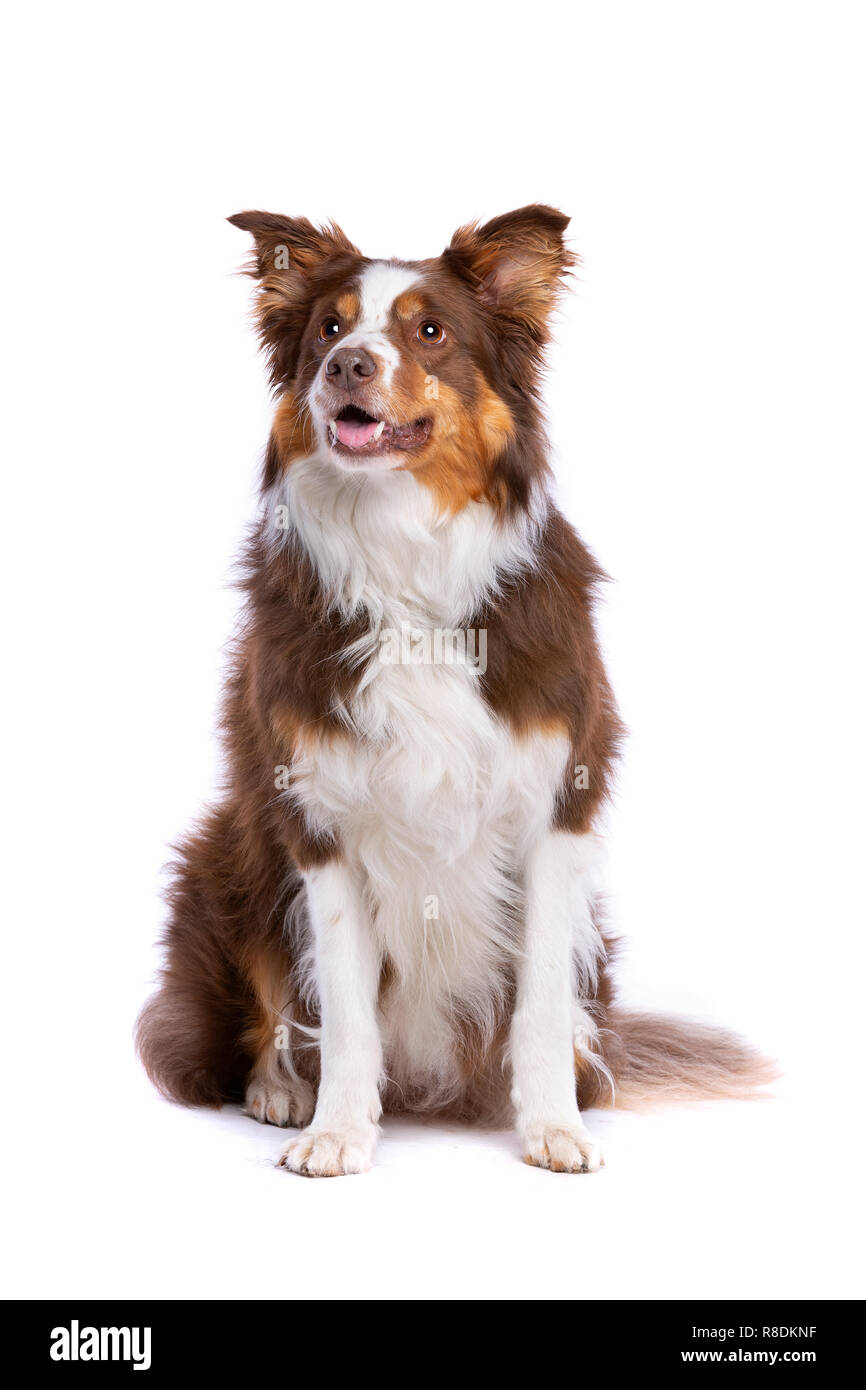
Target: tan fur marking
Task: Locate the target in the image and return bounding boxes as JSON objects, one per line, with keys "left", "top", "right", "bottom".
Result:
{"left": 273, "top": 391, "right": 316, "bottom": 466}
{"left": 528, "top": 716, "right": 571, "bottom": 739}
{"left": 362, "top": 354, "right": 515, "bottom": 514}
{"left": 271, "top": 708, "right": 350, "bottom": 758}
{"left": 270, "top": 706, "right": 299, "bottom": 755}
{"left": 335, "top": 291, "right": 360, "bottom": 320}
{"left": 393, "top": 290, "right": 425, "bottom": 320}
{"left": 405, "top": 374, "right": 516, "bottom": 515}
{"left": 241, "top": 944, "right": 293, "bottom": 1060}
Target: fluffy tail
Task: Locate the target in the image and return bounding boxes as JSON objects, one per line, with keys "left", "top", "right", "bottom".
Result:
{"left": 578, "top": 1007, "right": 778, "bottom": 1111}
{"left": 135, "top": 953, "right": 251, "bottom": 1108}
{"left": 136, "top": 806, "right": 262, "bottom": 1107}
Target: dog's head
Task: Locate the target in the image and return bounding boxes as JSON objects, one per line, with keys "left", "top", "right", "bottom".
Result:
{"left": 229, "top": 206, "right": 574, "bottom": 511}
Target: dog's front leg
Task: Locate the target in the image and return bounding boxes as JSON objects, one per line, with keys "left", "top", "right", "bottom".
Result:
{"left": 510, "top": 830, "right": 604, "bottom": 1173}
{"left": 279, "top": 861, "right": 382, "bottom": 1177}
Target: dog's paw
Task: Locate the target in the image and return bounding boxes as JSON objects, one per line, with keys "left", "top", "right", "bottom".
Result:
{"left": 244, "top": 1077, "right": 316, "bottom": 1129}
{"left": 522, "top": 1124, "right": 604, "bottom": 1174}
{"left": 277, "top": 1125, "right": 377, "bottom": 1177}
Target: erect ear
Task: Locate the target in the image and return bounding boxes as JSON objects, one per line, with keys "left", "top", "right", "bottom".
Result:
{"left": 227, "top": 211, "right": 361, "bottom": 388}
{"left": 444, "top": 204, "right": 575, "bottom": 346}
{"left": 227, "top": 211, "right": 359, "bottom": 280}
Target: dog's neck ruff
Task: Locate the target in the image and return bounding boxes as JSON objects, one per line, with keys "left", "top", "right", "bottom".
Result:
{"left": 265, "top": 451, "right": 549, "bottom": 629}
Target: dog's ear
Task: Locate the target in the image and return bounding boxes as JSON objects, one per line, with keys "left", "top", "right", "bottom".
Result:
{"left": 444, "top": 204, "right": 575, "bottom": 347}
{"left": 228, "top": 211, "right": 361, "bottom": 389}
{"left": 228, "top": 211, "right": 359, "bottom": 281}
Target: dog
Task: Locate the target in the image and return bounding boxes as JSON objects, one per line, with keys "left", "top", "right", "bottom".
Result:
{"left": 137, "top": 205, "right": 770, "bottom": 1176}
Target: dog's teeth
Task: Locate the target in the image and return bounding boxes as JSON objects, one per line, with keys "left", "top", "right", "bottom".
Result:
{"left": 372, "top": 421, "right": 385, "bottom": 441}
{"left": 328, "top": 420, "right": 338, "bottom": 445}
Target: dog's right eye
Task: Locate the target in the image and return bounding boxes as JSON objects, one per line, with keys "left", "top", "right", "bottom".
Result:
{"left": 319, "top": 317, "right": 341, "bottom": 342}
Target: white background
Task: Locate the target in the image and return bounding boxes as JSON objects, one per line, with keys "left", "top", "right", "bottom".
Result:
{"left": 3, "top": 1, "right": 864, "bottom": 1301}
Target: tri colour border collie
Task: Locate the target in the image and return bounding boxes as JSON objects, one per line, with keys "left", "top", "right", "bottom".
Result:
{"left": 137, "top": 206, "right": 770, "bottom": 1176}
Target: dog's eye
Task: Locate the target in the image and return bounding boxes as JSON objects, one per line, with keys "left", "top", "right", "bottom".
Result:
{"left": 319, "top": 317, "right": 341, "bottom": 342}
{"left": 418, "top": 320, "right": 445, "bottom": 345}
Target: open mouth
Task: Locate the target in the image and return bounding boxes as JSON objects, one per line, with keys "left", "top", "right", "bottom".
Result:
{"left": 327, "top": 405, "right": 432, "bottom": 457}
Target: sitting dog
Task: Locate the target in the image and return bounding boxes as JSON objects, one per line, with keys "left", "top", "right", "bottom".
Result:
{"left": 137, "top": 205, "right": 768, "bottom": 1176}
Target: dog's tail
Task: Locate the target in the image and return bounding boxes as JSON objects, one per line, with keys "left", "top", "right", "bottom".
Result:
{"left": 577, "top": 1006, "right": 778, "bottom": 1111}
{"left": 135, "top": 956, "right": 250, "bottom": 1109}
{"left": 135, "top": 806, "right": 263, "bottom": 1108}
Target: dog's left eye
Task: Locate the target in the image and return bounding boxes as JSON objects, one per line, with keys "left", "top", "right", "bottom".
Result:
{"left": 418, "top": 320, "right": 445, "bottom": 345}
{"left": 319, "top": 317, "right": 341, "bottom": 342}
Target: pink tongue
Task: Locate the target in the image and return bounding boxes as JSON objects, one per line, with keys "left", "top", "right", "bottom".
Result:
{"left": 336, "top": 417, "right": 379, "bottom": 448}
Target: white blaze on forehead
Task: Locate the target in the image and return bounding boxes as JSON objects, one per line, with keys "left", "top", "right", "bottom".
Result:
{"left": 357, "top": 261, "right": 419, "bottom": 329}
{"left": 322, "top": 261, "right": 420, "bottom": 391}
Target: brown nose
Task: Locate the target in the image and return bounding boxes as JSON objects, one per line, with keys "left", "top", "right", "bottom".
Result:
{"left": 325, "top": 345, "right": 377, "bottom": 392}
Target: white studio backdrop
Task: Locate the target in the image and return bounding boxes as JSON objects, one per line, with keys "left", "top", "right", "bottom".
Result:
{"left": 1, "top": 1, "right": 864, "bottom": 1300}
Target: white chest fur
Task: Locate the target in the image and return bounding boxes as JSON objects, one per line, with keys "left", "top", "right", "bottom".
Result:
{"left": 272, "top": 458, "right": 568, "bottom": 1099}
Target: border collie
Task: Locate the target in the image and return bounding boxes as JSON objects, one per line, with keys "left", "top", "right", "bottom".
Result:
{"left": 137, "top": 206, "right": 770, "bottom": 1176}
